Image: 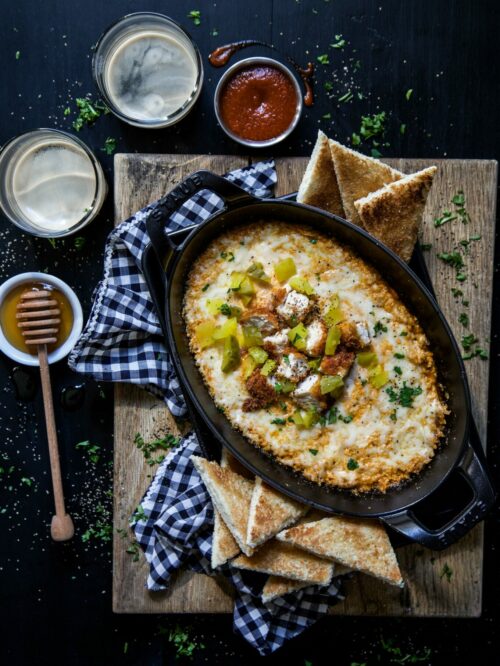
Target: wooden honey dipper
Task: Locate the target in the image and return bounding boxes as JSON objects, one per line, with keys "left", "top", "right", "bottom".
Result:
{"left": 16, "top": 289, "right": 74, "bottom": 541}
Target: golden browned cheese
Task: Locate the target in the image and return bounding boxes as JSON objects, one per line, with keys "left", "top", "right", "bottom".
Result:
{"left": 183, "top": 222, "right": 448, "bottom": 493}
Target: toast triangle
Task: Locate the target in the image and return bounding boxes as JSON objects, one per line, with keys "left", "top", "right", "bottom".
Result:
{"left": 277, "top": 515, "right": 403, "bottom": 587}
{"left": 191, "top": 455, "right": 255, "bottom": 556}
{"left": 354, "top": 166, "right": 437, "bottom": 262}
{"left": 246, "top": 477, "right": 308, "bottom": 548}
{"left": 297, "top": 130, "right": 345, "bottom": 216}
{"left": 329, "top": 139, "right": 404, "bottom": 226}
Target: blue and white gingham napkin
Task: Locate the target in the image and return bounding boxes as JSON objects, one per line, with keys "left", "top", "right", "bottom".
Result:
{"left": 70, "top": 161, "right": 347, "bottom": 654}
{"left": 132, "top": 433, "right": 347, "bottom": 656}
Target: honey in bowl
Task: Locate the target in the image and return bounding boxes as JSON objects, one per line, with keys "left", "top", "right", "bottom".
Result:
{"left": 0, "top": 282, "right": 74, "bottom": 355}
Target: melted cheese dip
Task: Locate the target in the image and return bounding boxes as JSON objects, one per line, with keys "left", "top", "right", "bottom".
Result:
{"left": 183, "top": 223, "right": 448, "bottom": 493}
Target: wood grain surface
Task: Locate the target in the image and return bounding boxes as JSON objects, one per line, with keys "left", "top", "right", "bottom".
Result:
{"left": 113, "top": 153, "right": 497, "bottom": 617}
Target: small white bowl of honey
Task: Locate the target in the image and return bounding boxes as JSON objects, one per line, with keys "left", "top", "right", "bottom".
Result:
{"left": 0, "top": 273, "right": 83, "bottom": 366}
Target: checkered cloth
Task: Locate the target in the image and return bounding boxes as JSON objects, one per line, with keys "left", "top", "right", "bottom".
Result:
{"left": 68, "top": 161, "right": 277, "bottom": 416}
{"left": 132, "top": 434, "right": 346, "bottom": 656}
{"left": 70, "top": 161, "right": 346, "bottom": 654}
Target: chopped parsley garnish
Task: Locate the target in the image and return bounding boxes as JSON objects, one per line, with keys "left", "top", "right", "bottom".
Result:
{"left": 420, "top": 242, "right": 432, "bottom": 250}
{"left": 394, "top": 352, "right": 405, "bottom": 359}
{"left": 386, "top": 383, "right": 423, "bottom": 408}
{"left": 470, "top": 234, "right": 481, "bottom": 241}
{"left": 187, "top": 10, "right": 201, "bottom": 26}
{"left": 63, "top": 107, "right": 71, "bottom": 116}
{"left": 434, "top": 211, "right": 457, "bottom": 227}
{"left": 400, "top": 330, "right": 408, "bottom": 336}
{"left": 347, "top": 458, "right": 359, "bottom": 470}
{"left": 309, "top": 238, "right": 317, "bottom": 244}
{"left": 322, "top": 113, "right": 332, "bottom": 120}
{"left": 309, "top": 449, "right": 319, "bottom": 456}
{"left": 400, "top": 123, "right": 406, "bottom": 135}
{"left": 101, "top": 137, "right": 117, "bottom": 155}
{"left": 440, "top": 563, "right": 453, "bottom": 582}
{"left": 371, "top": 148, "right": 382, "bottom": 158}
{"left": 405, "top": 89, "right": 413, "bottom": 101}
{"left": 74, "top": 236, "right": 86, "bottom": 249}
{"left": 459, "top": 312, "right": 469, "bottom": 327}
{"left": 341, "top": 414, "right": 353, "bottom": 423}
{"left": 201, "top": 283, "right": 210, "bottom": 292}
{"left": 220, "top": 251, "right": 235, "bottom": 261}
{"left": 271, "top": 418, "right": 286, "bottom": 426}
{"left": 437, "top": 251, "right": 464, "bottom": 269}
{"left": 394, "top": 366, "right": 402, "bottom": 376}
{"left": 283, "top": 354, "right": 290, "bottom": 365}
{"left": 451, "top": 288, "right": 463, "bottom": 298}
{"left": 72, "top": 96, "right": 109, "bottom": 131}
{"left": 131, "top": 505, "right": 147, "bottom": 523}
{"left": 165, "top": 624, "right": 205, "bottom": 659}
{"left": 352, "top": 111, "right": 387, "bottom": 151}
{"left": 125, "top": 541, "right": 141, "bottom": 561}
{"left": 324, "top": 81, "right": 334, "bottom": 92}
{"left": 317, "top": 54, "right": 330, "bottom": 65}
{"left": 331, "top": 34, "right": 346, "bottom": 48}
{"left": 338, "top": 91, "right": 354, "bottom": 103}
{"left": 15, "top": 50, "right": 20, "bottom": 60}
{"left": 390, "top": 410, "right": 397, "bottom": 422}
{"left": 380, "top": 638, "right": 431, "bottom": 664}
{"left": 218, "top": 303, "right": 233, "bottom": 316}
{"left": 461, "top": 333, "right": 478, "bottom": 351}
{"left": 76, "top": 440, "right": 101, "bottom": 464}
{"left": 373, "top": 321, "right": 388, "bottom": 336}
{"left": 134, "top": 432, "right": 180, "bottom": 466}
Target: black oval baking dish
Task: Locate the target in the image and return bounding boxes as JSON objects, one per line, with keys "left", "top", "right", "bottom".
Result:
{"left": 142, "top": 170, "right": 496, "bottom": 549}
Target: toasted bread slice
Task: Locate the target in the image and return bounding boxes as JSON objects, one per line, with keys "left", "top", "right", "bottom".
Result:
{"left": 261, "top": 575, "right": 311, "bottom": 603}
{"left": 329, "top": 139, "right": 404, "bottom": 226}
{"left": 211, "top": 451, "right": 243, "bottom": 568}
{"left": 232, "top": 540, "right": 334, "bottom": 585}
{"left": 261, "top": 561, "right": 352, "bottom": 603}
{"left": 354, "top": 166, "right": 437, "bottom": 262}
{"left": 277, "top": 515, "right": 403, "bottom": 587}
{"left": 246, "top": 477, "right": 308, "bottom": 548}
{"left": 191, "top": 455, "right": 254, "bottom": 556}
{"left": 297, "top": 130, "right": 345, "bottom": 216}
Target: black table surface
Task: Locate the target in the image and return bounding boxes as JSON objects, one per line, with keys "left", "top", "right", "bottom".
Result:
{"left": 0, "top": 1, "right": 498, "bottom": 664}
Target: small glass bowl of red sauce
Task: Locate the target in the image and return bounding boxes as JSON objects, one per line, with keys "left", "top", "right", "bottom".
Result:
{"left": 214, "top": 57, "right": 303, "bottom": 147}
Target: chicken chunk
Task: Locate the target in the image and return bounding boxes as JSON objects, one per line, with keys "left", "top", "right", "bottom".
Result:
{"left": 276, "top": 289, "right": 312, "bottom": 325}
{"left": 276, "top": 351, "right": 310, "bottom": 383}
{"left": 243, "top": 369, "right": 276, "bottom": 411}
{"left": 293, "top": 374, "right": 327, "bottom": 410}
{"left": 240, "top": 307, "right": 279, "bottom": 336}
{"left": 262, "top": 329, "right": 290, "bottom": 356}
{"left": 338, "top": 320, "right": 370, "bottom": 351}
{"left": 304, "top": 319, "right": 327, "bottom": 357}
{"left": 320, "top": 348, "right": 355, "bottom": 378}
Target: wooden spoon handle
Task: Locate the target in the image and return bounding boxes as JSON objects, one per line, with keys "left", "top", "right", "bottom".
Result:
{"left": 38, "top": 345, "right": 74, "bottom": 541}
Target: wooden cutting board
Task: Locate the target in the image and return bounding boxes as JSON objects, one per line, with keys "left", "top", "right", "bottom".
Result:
{"left": 112, "top": 153, "right": 497, "bottom": 616}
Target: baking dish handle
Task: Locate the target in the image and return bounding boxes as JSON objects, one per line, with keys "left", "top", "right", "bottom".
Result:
{"left": 382, "top": 440, "right": 496, "bottom": 549}
{"left": 146, "top": 170, "right": 259, "bottom": 263}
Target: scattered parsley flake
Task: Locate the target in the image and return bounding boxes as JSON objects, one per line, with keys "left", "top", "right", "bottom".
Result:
{"left": 420, "top": 243, "right": 432, "bottom": 251}
{"left": 434, "top": 211, "right": 457, "bottom": 227}
{"left": 317, "top": 54, "right": 330, "bottom": 65}
{"left": 322, "top": 113, "right": 332, "bottom": 120}
{"left": 394, "top": 366, "right": 402, "bottom": 376}
{"left": 373, "top": 321, "right": 388, "bottom": 336}
{"left": 220, "top": 251, "right": 235, "bottom": 261}
{"left": 72, "top": 96, "right": 109, "bottom": 131}
{"left": 331, "top": 34, "right": 346, "bottom": 49}
{"left": 400, "top": 123, "right": 406, "bottom": 135}
{"left": 134, "top": 432, "right": 180, "bottom": 466}
{"left": 63, "top": 107, "right": 71, "bottom": 116}
{"left": 76, "top": 440, "right": 101, "bottom": 464}
{"left": 459, "top": 312, "right": 469, "bottom": 327}
{"left": 405, "top": 88, "right": 413, "bottom": 101}
{"left": 166, "top": 625, "right": 205, "bottom": 659}
{"left": 15, "top": 50, "right": 20, "bottom": 60}
{"left": 386, "top": 383, "right": 422, "bottom": 408}
{"left": 309, "top": 448, "right": 319, "bottom": 456}
{"left": 440, "top": 563, "right": 453, "bottom": 582}
{"left": 271, "top": 418, "right": 287, "bottom": 426}
{"left": 102, "top": 137, "right": 117, "bottom": 155}
{"left": 394, "top": 352, "right": 405, "bottom": 359}
{"left": 47, "top": 238, "right": 57, "bottom": 249}
{"left": 74, "top": 236, "right": 86, "bottom": 250}
{"left": 201, "top": 283, "right": 210, "bottom": 292}
{"left": 324, "top": 81, "right": 334, "bottom": 92}
{"left": 187, "top": 10, "right": 201, "bottom": 26}
{"left": 347, "top": 458, "right": 359, "bottom": 470}
{"left": 338, "top": 91, "right": 353, "bottom": 103}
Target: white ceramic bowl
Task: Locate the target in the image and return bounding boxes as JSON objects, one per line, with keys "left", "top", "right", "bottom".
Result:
{"left": 0, "top": 272, "right": 83, "bottom": 366}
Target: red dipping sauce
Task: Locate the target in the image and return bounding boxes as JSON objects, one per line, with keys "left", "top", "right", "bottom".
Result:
{"left": 219, "top": 65, "right": 299, "bottom": 143}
